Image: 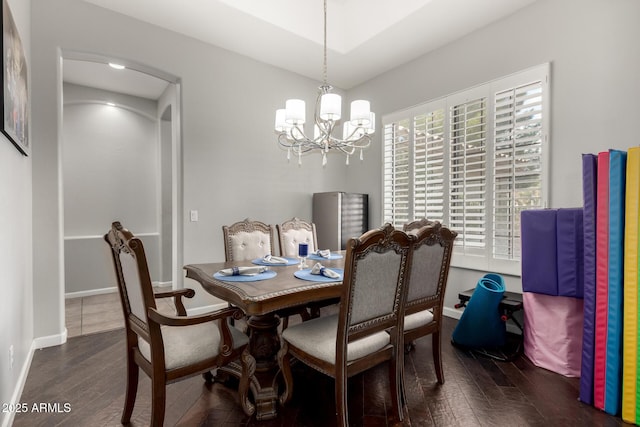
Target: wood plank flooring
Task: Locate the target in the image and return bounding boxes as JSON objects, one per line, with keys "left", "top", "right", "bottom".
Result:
{"left": 14, "top": 316, "right": 623, "bottom": 426}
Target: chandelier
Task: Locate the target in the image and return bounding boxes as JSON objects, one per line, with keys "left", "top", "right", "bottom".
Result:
{"left": 274, "top": 0, "right": 375, "bottom": 166}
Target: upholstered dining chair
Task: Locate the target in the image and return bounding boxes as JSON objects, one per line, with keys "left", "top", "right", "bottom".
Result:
{"left": 403, "top": 220, "right": 457, "bottom": 384}
{"left": 276, "top": 217, "right": 328, "bottom": 328}
{"left": 222, "top": 218, "right": 275, "bottom": 261}
{"left": 104, "top": 221, "right": 250, "bottom": 426}
{"left": 276, "top": 217, "right": 318, "bottom": 258}
{"left": 278, "top": 224, "right": 413, "bottom": 426}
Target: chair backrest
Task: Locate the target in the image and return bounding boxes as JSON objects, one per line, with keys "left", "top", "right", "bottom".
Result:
{"left": 338, "top": 224, "right": 413, "bottom": 349}
{"left": 405, "top": 222, "right": 457, "bottom": 316}
{"left": 222, "top": 218, "right": 275, "bottom": 262}
{"left": 104, "top": 221, "right": 156, "bottom": 341}
{"left": 277, "top": 217, "right": 318, "bottom": 257}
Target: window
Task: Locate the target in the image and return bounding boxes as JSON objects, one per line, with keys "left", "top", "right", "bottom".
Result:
{"left": 383, "top": 64, "right": 549, "bottom": 275}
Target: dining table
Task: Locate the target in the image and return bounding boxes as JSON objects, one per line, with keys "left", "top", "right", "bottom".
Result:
{"left": 183, "top": 253, "right": 345, "bottom": 420}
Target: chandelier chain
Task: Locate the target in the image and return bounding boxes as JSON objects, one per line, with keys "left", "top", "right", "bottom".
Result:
{"left": 323, "top": 0, "right": 328, "bottom": 86}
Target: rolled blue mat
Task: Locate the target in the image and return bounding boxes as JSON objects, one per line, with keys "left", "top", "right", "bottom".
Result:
{"left": 452, "top": 274, "right": 506, "bottom": 348}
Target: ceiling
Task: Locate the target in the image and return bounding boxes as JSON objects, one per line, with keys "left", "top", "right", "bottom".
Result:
{"left": 65, "top": 0, "right": 538, "bottom": 100}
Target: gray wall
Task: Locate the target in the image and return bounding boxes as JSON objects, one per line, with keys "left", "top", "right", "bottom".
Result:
{"left": 346, "top": 0, "right": 640, "bottom": 312}
{"left": 62, "top": 83, "right": 162, "bottom": 295}
{"left": 0, "top": 0, "right": 31, "bottom": 423}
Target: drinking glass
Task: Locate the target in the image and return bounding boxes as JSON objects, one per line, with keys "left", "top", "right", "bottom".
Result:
{"left": 298, "top": 243, "right": 309, "bottom": 269}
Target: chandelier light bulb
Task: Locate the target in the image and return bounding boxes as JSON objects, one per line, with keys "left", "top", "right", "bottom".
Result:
{"left": 320, "top": 93, "right": 341, "bottom": 121}
{"left": 350, "top": 100, "right": 371, "bottom": 125}
{"left": 275, "top": 109, "right": 287, "bottom": 132}
{"left": 285, "top": 99, "right": 305, "bottom": 125}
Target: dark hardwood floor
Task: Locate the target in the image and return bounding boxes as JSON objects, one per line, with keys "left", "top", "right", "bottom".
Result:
{"left": 14, "top": 317, "right": 623, "bottom": 427}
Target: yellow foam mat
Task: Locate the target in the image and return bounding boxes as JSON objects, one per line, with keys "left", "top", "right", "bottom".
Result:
{"left": 623, "top": 147, "right": 639, "bottom": 422}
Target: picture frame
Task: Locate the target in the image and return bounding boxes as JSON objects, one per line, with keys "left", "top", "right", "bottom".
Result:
{"left": 1, "top": 0, "right": 28, "bottom": 155}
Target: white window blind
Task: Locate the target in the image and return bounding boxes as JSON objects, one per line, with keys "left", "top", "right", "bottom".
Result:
{"left": 382, "top": 64, "right": 549, "bottom": 275}
{"left": 449, "top": 97, "right": 487, "bottom": 255}
{"left": 382, "top": 119, "right": 411, "bottom": 226}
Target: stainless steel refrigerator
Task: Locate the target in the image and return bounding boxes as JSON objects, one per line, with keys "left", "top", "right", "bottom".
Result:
{"left": 312, "top": 192, "right": 369, "bottom": 251}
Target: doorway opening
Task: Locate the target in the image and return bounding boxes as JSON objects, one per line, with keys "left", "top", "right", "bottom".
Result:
{"left": 60, "top": 52, "right": 182, "bottom": 337}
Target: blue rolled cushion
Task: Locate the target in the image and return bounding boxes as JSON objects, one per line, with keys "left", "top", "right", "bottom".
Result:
{"left": 452, "top": 274, "right": 506, "bottom": 348}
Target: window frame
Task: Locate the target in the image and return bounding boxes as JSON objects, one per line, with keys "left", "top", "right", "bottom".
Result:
{"left": 382, "top": 64, "right": 550, "bottom": 276}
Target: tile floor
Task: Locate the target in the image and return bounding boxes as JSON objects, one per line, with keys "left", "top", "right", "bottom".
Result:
{"left": 65, "top": 287, "right": 174, "bottom": 338}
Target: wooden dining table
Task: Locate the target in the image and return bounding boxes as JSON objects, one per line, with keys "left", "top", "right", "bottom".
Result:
{"left": 183, "top": 255, "right": 345, "bottom": 420}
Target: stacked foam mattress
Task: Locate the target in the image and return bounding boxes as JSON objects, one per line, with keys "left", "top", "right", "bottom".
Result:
{"left": 579, "top": 149, "right": 640, "bottom": 421}
{"left": 520, "top": 208, "right": 585, "bottom": 377}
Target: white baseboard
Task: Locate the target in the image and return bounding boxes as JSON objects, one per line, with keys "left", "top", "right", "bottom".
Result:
{"left": 33, "top": 328, "right": 68, "bottom": 349}
{"left": 1, "top": 340, "right": 37, "bottom": 427}
{"left": 65, "top": 286, "right": 117, "bottom": 299}
{"left": 65, "top": 282, "right": 172, "bottom": 299}
{"left": 444, "top": 306, "right": 463, "bottom": 320}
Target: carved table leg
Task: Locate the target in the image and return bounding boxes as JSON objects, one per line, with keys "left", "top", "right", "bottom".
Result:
{"left": 245, "top": 313, "right": 281, "bottom": 420}
{"left": 215, "top": 313, "right": 282, "bottom": 420}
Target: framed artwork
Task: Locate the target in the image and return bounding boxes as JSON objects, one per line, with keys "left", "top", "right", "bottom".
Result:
{"left": 1, "top": 0, "right": 28, "bottom": 155}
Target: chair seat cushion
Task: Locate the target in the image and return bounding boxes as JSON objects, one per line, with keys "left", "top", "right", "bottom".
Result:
{"left": 281, "top": 314, "right": 390, "bottom": 364}
{"left": 139, "top": 322, "right": 249, "bottom": 370}
{"left": 404, "top": 309, "right": 434, "bottom": 331}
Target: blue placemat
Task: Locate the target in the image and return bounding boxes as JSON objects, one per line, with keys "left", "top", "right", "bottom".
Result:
{"left": 294, "top": 268, "right": 343, "bottom": 282}
{"left": 213, "top": 270, "right": 277, "bottom": 282}
{"left": 307, "top": 252, "right": 343, "bottom": 261}
{"left": 251, "top": 257, "right": 298, "bottom": 266}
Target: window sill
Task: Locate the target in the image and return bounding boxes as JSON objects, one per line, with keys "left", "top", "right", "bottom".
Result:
{"left": 450, "top": 254, "right": 521, "bottom": 277}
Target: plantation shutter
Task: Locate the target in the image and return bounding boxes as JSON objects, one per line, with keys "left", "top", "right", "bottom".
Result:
{"left": 493, "top": 80, "right": 544, "bottom": 261}
{"left": 449, "top": 97, "right": 487, "bottom": 254}
{"left": 383, "top": 120, "right": 411, "bottom": 227}
{"left": 415, "top": 109, "right": 446, "bottom": 223}
{"left": 381, "top": 63, "right": 548, "bottom": 274}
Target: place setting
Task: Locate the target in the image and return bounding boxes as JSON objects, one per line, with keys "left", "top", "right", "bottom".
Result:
{"left": 307, "top": 248, "right": 343, "bottom": 260}
{"left": 251, "top": 254, "right": 299, "bottom": 266}
{"left": 294, "top": 243, "right": 343, "bottom": 282}
{"left": 213, "top": 265, "right": 277, "bottom": 282}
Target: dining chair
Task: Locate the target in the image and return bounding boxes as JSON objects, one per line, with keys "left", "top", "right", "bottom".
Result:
{"left": 276, "top": 217, "right": 330, "bottom": 328}
{"left": 403, "top": 220, "right": 457, "bottom": 384}
{"left": 276, "top": 216, "right": 318, "bottom": 257}
{"left": 104, "top": 221, "right": 251, "bottom": 426}
{"left": 278, "top": 223, "right": 413, "bottom": 426}
{"left": 222, "top": 218, "right": 275, "bottom": 261}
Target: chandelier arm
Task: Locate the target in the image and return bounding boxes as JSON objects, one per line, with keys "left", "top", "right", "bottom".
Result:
{"left": 277, "top": 131, "right": 318, "bottom": 154}
{"left": 288, "top": 124, "right": 322, "bottom": 148}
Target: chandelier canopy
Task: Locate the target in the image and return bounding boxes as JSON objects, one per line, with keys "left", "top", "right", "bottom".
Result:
{"left": 274, "top": 0, "right": 375, "bottom": 166}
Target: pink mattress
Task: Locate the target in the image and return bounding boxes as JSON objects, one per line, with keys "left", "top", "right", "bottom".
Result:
{"left": 523, "top": 292, "right": 584, "bottom": 377}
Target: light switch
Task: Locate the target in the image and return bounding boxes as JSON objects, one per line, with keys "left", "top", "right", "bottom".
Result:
{"left": 190, "top": 210, "right": 199, "bottom": 222}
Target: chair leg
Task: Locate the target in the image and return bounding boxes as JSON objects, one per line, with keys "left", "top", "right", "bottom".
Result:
{"left": 334, "top": 372, "right": 349, "bottom": 427}
{"left": 121, "top": 355, "right": 139, "bottom": 424}
{"left": 433, "top": 330, "right": 444, "bottom": 384}
{"left": 277, "top": 342, "right": 294, "bottom": 405}
{"left": 150, "top": 374, "right": 166, "bottom": 427}
{"left": 389, "top": 356, "right": 405, "bottom": 424}
{"left": 202, "top": 371, "right": 214, "bottom": 383}
{"left": 238, "top": 348, "right": 256, "bottom": 416}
